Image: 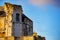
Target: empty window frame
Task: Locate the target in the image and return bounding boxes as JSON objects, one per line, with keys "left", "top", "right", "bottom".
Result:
{"left": 16, "top": 13, "right": 20, "bottom": 22}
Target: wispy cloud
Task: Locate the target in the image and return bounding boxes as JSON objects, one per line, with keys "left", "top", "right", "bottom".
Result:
{"left": 29, "top": 0, "right": 60, "bottom": 7}
{"left": 29, "top": 0, "right": 51, "bottom": 6}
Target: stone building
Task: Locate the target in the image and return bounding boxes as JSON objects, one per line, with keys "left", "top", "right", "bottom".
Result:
{"left": 0, "top": 2, "right": 45, "bottom": 40}
{"left": 0, "top": 2, "right": 33, "bottom": 40}
{"left": 37, "top": 36, "right": 45, "bottom": 40}
{"left": 33, "top": 32, "right": 46, "bottom": 40}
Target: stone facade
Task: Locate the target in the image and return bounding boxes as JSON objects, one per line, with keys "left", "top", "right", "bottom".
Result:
{"left": 0, "top": 2, "right": 33, "bottom": 40}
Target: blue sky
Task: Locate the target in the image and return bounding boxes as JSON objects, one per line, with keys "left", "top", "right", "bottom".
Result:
{"left": 0, "top": 0, "right": 60, "bottom": 40}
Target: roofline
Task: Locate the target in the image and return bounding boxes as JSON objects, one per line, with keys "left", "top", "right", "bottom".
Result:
{"left": 22, "top": 14, "right": 33, "bottom": 22}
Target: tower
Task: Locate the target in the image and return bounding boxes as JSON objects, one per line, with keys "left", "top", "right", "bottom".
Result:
{"left": 4, "top": 3, "right": 23, "bottom": 37}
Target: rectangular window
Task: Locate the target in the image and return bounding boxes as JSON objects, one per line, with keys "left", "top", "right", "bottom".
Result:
{"left": 16, "top": 13, "right": 20, "bottom": 22}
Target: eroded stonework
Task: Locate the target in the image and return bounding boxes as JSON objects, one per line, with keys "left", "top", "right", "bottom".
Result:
{"left": 0, "top": 2, "right": 33, "bottom": 37}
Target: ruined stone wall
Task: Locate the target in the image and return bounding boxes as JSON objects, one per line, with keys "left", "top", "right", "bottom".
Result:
{"left": 4, "top": 3, "right": 13, "bottom": 37}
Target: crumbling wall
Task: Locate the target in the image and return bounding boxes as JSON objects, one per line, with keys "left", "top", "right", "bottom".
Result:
{"left": 4, "top": 3, "right": 13, "bottom": 37}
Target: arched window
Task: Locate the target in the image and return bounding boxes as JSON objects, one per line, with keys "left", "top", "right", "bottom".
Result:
{"left": 16, "top": 13, "right": 20, "bottom": 22}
